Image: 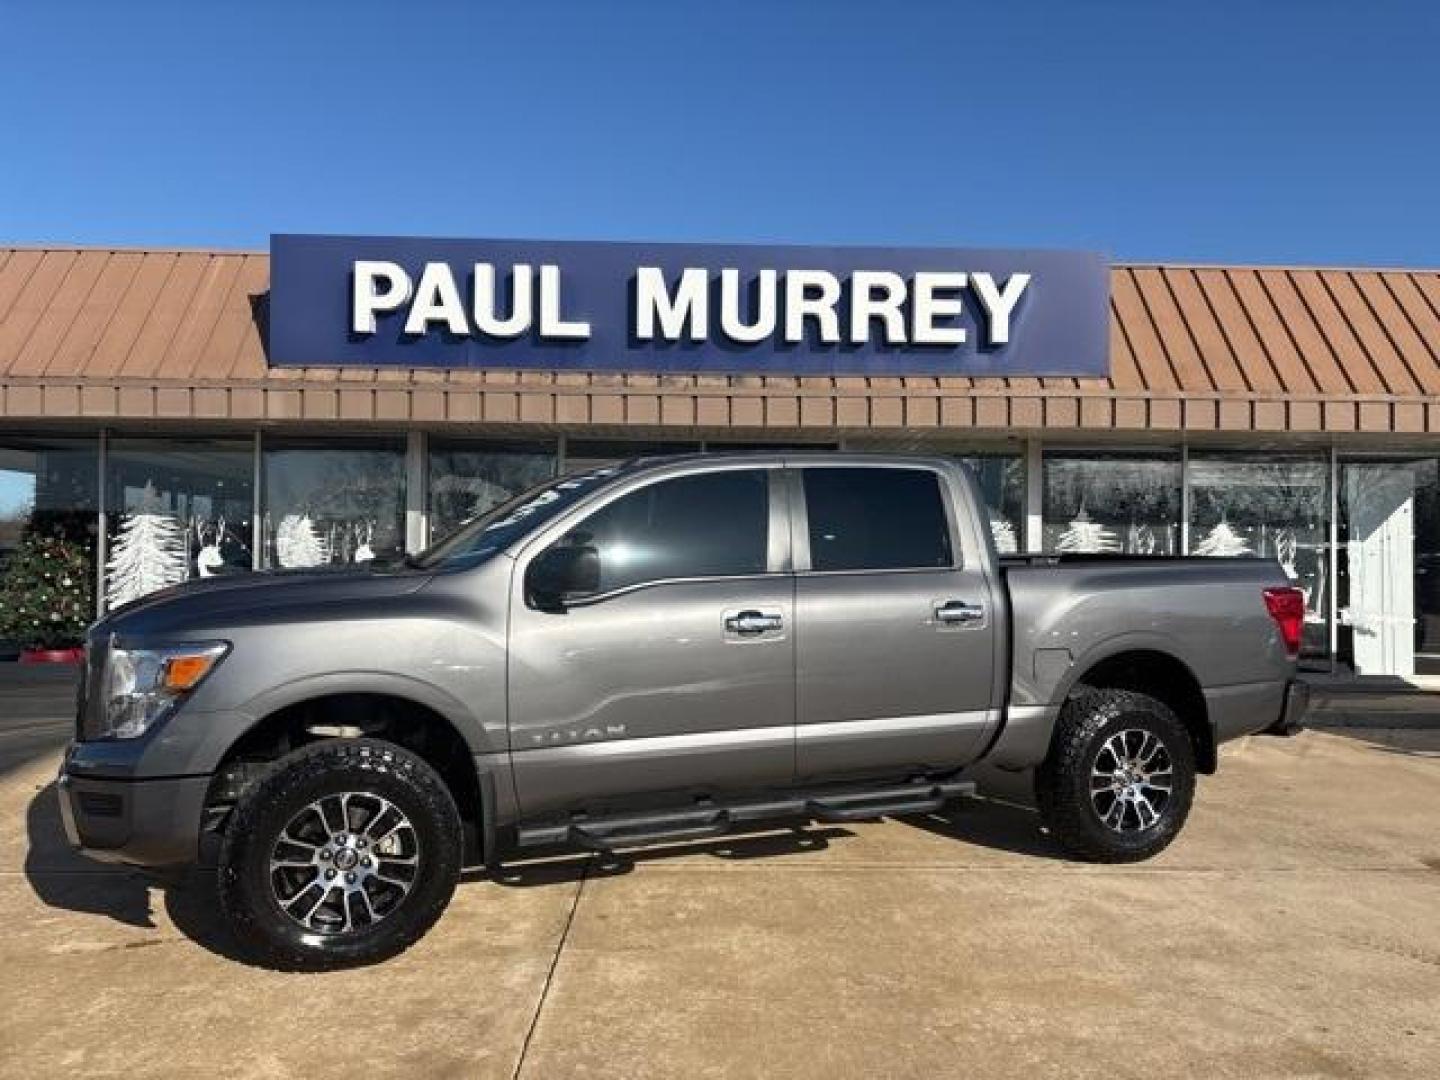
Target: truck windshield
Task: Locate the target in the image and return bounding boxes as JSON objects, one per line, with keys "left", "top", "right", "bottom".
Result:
{"left": 410, "top": 466, "right": 623, "bottom": 570}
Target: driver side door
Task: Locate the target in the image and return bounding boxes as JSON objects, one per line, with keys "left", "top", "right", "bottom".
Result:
{"left": 506, "top": 465, "right": 795, "bottom": 817}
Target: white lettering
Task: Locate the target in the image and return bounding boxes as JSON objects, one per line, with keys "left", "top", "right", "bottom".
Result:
{"left": 351, "top": 261, "right": 412, "bottom": 335}
{"left": 538, "top": 264, "right": 591, "bottom": 340}
{"left": 849, "top": 270, "right": 908, "bottom": 345}
{"left": 404, "top": 262, "right": 468, "bottom": 336}
{"left": 970, "top": 272, "right": 1030, "bottom": 345}
{"left": 472, "top": 263, "right": 533, "bottom": 338}
{"left": 719, "top": 268, "right": 777, "bottom": 343}
{"left": 911, "top": 271, "right": 968, "bottom": 345}
{"left": 635, "top": 266, "right": 708, "bottom": 341}
{"left": 783, "top": 270, "right": 842, "bottom": 344}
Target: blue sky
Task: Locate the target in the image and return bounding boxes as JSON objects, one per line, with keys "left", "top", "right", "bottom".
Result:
{"left": 1, "top": 1, "right": 1437, "bottom": 266}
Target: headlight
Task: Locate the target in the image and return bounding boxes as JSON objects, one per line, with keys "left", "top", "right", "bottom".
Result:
{"left": 100, "top": 642, "right": 228, "bottom": 740}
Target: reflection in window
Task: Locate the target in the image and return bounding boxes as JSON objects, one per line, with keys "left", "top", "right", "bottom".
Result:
{"left": 262, "top": 441, "right": 405, "bottom": 568}
{"left": 559, "top": 469, "right": 769, "bottom": 593}
{"left": 1043, "top": 451, "right": 1181, "bottom": 554}
{"left": 1189, "top": 453, "right": 1327, "bottom": 653}
{"left": 104, "top": 439, "right": 254, "bottom": 609}
{"left": 956, "top": 453, "right": 1025, "bottom": 553}
{"left": 428, "top": 440, "right": 556, "bottom": 543}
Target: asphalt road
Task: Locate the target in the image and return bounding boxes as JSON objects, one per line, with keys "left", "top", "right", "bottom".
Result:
{"left": 2, "top": 667, "right": 1439, "bottom": 1079}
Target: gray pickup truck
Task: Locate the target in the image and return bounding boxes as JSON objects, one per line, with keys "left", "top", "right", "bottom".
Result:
{"left": 59, "top": 453, "right": 1307, "bottom": 968}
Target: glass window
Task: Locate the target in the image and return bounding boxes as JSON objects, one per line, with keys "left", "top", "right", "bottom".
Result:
{"left": 428, "top": 439, "right": 556, "bottom": 543}
{"left": 1043, "top": 450, "right": 1181, "bottom": 554}
{"left": 262, "top": 440, "right": 405, "bottom": 568}
{"left": 556, "top": 469, "right": 770, "bottom": 593}
{"left": 0, "top": 437, "right": 98, "bottom": 559}
{"left": 803, "top": 467, "right": 952, "bottom": 572}
{"left": 1189, "top": 453, "right": 1327, "bottom": 655}
{"left": 103, "top": 438, "right": 255, "bottom": 609}
{"left": 0, "top": 437, "right": 99, "bottom": 646}
{"left": 956, "top": 453, "right": 1025, "bottom": 554}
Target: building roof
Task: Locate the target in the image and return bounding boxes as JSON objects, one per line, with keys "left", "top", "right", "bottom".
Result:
{"left": 1, "top": 245, "right": 1438, "bottom": 436}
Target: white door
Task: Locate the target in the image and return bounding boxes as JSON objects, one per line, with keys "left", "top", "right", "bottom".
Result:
{"left": 1345, "top": 466, "right": 1415, "bottom": 677}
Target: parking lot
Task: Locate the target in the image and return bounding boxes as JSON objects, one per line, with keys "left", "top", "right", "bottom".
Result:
{"left": 2, "top": 668, "right": 1438, "bottom": 1079}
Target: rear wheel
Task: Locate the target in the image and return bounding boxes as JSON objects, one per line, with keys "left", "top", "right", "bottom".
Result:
{"left": 1035, "top": 688, "right": 1196, "bottom": 862}
{"left": 218, "top": 738, "right": 462, "bottom": 970}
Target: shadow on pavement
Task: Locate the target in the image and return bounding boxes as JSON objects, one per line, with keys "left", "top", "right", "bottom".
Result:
{"left": 25, "top": 779, "right": 1064, "bottom": 964}
{"left": 24, "top": 780, "right": 248, "bottom": 961}
{"left": 897, "top": 796, "right": 1063, "bottom": 860}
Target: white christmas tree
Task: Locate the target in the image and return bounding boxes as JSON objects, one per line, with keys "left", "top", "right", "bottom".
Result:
{"left": 1194, "top": 518, "right": 1252, "bottom": 557}
{"left": 1057, "top": 508, "right": 1120, "bottom": 553}
{"left": 106, "top": 483, "right": 187, "bottom": 608}
{"left": 276, "top": 514, "right": 329, "bottom": 568}
{"left": 988, "top": 514, "right": 1018, "bottom": 554}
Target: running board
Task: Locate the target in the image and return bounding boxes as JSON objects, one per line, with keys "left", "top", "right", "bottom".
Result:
{"left": 515, "top": 779, "right": 976, "bottom": 851}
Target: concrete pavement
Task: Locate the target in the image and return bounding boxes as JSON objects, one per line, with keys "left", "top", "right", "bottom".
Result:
{"left": 1, "top": 670, "right": 1438, "bottom": 1078}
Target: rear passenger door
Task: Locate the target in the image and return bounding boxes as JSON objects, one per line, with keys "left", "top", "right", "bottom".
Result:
{"left": 791, "top": 464, "right": 1001, "bottom": 780}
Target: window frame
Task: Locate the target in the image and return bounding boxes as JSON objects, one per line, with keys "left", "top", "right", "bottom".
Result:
{"left": 788, "top": 461, "right": 964, "bottom": 576}
{"left": 514, "top": 462, "right": 790, "bottom": 608}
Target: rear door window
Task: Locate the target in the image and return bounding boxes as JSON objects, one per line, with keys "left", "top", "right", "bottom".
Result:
{"left": 801, "top": 467, "right": 953, "bottom": 571}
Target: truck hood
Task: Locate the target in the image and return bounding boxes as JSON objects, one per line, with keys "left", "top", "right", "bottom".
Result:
{"left": 93, "top": 564, "right": 435, "bottom": 640}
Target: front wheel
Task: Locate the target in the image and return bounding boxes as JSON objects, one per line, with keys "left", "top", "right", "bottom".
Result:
{"left": 218, "top": 738, "right": 462, "bottom": 970}
{"left": 1035, "top": 689, "right": 1196, "bottom": 863}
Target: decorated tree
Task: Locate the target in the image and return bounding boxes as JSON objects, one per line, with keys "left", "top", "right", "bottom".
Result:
{"left": 0, "top": 528, "right": 93, "bottom": 649}
{"left": 105, "top": 484, "right": 187, "bottom": 608}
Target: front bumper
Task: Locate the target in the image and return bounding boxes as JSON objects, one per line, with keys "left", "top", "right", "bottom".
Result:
{"left": 57, "top": 747, "right": 210, "bottom": 867}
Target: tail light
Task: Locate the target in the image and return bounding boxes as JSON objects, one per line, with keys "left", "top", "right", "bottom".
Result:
{"left": 1263, "top": 586, "right": 1305, "bottom": 658}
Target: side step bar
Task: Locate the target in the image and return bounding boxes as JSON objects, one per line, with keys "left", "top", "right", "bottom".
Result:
{"left": 515, "top": 779, "right": 976, "bottom": 852}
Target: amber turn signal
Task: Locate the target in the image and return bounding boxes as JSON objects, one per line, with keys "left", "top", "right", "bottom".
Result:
{"left": 162, "top": 652, "right": 221, "bottom": 692}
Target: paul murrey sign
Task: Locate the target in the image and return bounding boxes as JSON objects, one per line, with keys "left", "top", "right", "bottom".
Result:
{"left": 269, "top": 234, "right": 1108, "bottom": 376}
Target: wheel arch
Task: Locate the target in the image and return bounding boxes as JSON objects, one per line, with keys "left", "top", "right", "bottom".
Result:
{"left": 1067, "top": 647, "right": 1215, "bottom": 774}
{"left": 206, "top": 683, "right": 497, "bottom": 864}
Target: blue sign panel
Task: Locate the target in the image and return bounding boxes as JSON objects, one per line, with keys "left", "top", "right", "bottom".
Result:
{"left": 268, "top": 233, "right": 1108, "bottom": 377}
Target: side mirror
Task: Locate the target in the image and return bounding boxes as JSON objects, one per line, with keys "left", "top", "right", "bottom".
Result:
{"left": 526, "top": 544, "right": 600, "bottom": 610}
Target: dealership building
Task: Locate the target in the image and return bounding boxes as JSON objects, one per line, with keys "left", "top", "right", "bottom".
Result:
{"left": 1, "top": 236, "right": 1438, "bottom": 679}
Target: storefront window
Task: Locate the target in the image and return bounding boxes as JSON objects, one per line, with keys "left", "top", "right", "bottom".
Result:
{"left": 563, "top": 440, "right": 701, "bottom": 474}
{"left": 0, "top": 437, "right": 99, "bottom": 646}
{"left": 428, "top": 439, "right": 557, "bottom": 543}
{"left": 1043, "top": 450, "right": 1181, "bottom": 554}
{"left": 956, "top": 453, "right": 1025, "bottom": 553}
{"left": 1339, "top": 457, "right": 1440, "bottom": 677}
{"left": 1188, "top": 453, "right": 1327, "bottom": 655}
{"left": 261, "top": 440, "right": 405, "bottom": 568}
{"left": 101, "top": 438, "right": 254, "bottom": 609}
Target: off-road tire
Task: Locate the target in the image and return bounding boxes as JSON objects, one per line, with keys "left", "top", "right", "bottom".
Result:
{"left": 218, "top": 738, "right": 462, "bottom": 970}
{"left": 1035, "top": 688, "right": 1196, "bottom": 863}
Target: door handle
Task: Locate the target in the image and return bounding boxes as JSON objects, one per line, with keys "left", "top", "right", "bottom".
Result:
{"left": 934, "top": 600, "right": 985, "bottom": 626}
{"left": 725, "top": 609, "right": 784, "bottom": 635}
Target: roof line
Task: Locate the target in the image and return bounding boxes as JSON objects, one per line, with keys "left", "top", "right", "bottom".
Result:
{"left": 0, "top": 244, "right": 1437, "bottom": 274}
